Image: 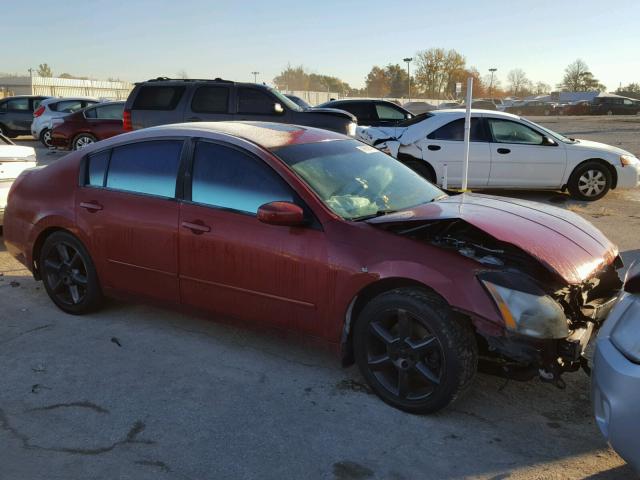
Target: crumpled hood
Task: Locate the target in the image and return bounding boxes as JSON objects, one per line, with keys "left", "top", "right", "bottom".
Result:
{"left": 572, "top": 139, "right": 634, "bottom": 158}
{"left": 367, "top": 193, "right": 618, "bottom": 284}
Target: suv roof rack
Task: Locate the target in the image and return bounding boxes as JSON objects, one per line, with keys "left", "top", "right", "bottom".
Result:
{"left": 146, "top": 77, "right": 234, "bottom": 84}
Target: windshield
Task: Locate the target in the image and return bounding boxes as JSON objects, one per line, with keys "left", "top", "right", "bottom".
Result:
{"left": 269, "top": 88, "right": 303, "bottom": 112}
{"left": 273, "top": 139, "right": 445, "bottom": 220}
{"left": 520, "top": 118, "right": 577, "bottom": 144}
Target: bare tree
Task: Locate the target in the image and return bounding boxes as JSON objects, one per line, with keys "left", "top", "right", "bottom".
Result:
{"left": 533, "top": 81, "right": 551, "bottom": 95}
{"left": 507, "top": 69, "right": 530, "bottom": 96}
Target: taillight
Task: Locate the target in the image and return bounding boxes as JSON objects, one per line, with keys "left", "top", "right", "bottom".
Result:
{"left": 123, "top": 109, "right": 132, "bottom": 131}
{"left": 34, "top": 106, "right": 45, "bottom": 117}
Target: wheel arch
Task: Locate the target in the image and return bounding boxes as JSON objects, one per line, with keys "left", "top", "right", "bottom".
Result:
{"left": 397, "top": 153, "right": 437, "bottom": 183}
{"left": 32, "top": 226, "right": 77, "bottom": 280}
{"left": 567, "top": 158, "right": 618, "bottom": 190}
{"left": 340, "top": 277, "right": 447, "bottom": 366}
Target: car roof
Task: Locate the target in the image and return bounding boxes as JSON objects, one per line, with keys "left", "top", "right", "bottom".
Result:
{"left": 140, "top": 121, "right": 348, "bottom": 150}
{"left": 136, "top": 77, "right": 271, "bottom": 90}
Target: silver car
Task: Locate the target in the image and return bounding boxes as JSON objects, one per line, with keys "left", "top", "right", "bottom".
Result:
{"left": 592, "top": 260, "right": 640, "bottom": 473}
{"left": 31, "top": 97, "right": 98, "bottom": 147}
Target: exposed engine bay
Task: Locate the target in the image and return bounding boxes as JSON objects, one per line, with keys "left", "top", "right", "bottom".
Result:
{"left": 376, "top": 216, "right": 623, "bottom": 388}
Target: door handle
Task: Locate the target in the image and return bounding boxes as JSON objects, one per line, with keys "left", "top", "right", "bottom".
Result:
{"left": 79, "top": 201, "right": 103, "bottom": 212}
{"left": 497, "top": 148, "right": 511, "bottom": 154}
{"left": 181, "top": 221, "right": 211, "bottom": 234}
{"left": 427, "top": 145, "right": 441, "bottom": 151}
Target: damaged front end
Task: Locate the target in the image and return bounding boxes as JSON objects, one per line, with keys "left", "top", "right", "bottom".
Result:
{"left": 383, "top": 217, "right": 623, "bottom": 387}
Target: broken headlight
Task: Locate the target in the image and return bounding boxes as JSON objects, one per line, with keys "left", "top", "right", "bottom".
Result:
{"left": 479, "top": 271, "right": 569, "bottom": 339}
{"left": 347, "top": 122, "right": 357, "bottom": 137}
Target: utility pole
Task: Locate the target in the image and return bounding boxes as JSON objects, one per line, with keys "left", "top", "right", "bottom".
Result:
{"left": 488, "top": 68, "right": 497, "bottom": 97}
{"left": 403, "top": 57, "right": 413, "bottom": 102}
{"left": 251, "top": 71, "right": 260, "bottom": 83}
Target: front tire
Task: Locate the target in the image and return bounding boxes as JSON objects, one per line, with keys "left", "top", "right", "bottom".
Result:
{"left": 402, "top": 158, "right": 436, "bottom": 183}
{"left": 73, "top": 133, "right": 96, "bottom": 150}
{"left": 39, "top": 231, "right": 103, "bottom": 314}
{"left": 567, "top": 161, "right": 612, "bottom": 201}
{"left": 354, "top": 288, "right": 477, "bottom": 414}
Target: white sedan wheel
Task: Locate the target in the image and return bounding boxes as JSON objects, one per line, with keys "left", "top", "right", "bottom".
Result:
{"left": 578, "top": 169, "right": 607, "bottom": 197}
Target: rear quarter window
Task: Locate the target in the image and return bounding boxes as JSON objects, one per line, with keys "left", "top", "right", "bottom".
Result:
{"left": 132, "top": 85, "right": 186, "bottom": 110}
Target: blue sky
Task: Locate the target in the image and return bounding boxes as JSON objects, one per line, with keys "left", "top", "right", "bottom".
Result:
{"left": 5, "top": 0, "right": 639, "bottom": 91}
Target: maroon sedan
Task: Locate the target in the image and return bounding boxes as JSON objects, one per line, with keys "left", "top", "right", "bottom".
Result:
{"left": 3, "top": 122, "right": 622, "bottom": 413}
{"left": 51, "top": 101, "right": 125, "bottom": 150}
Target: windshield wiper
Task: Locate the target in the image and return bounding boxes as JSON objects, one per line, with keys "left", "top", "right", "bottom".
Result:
{"left": 351, "top": 209, "right": 398, "bottom": 222}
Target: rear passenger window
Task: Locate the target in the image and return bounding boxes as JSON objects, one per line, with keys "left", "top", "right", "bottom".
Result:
{"left": 339, "top": 103, "right": 373, "bottom": 121}
{"left": 427, "top": 118, "right": 485, "bottom": 141}
{"left": 106, "top": 140, "right": 183, "bottom": 197}
{"left": 86, "top": 151, "right": 110, "bottom": 187}
{"left": 132, "top": 86, "right": 186, "bottom": 110}
{"left": 191, "top": 87, "right": 229, "bottom": 113}
{"left": 191, "top": 141, "right": 293, "bottom": 214}
{"left": 237, "top": 88, "right": 275, "bottom": 114}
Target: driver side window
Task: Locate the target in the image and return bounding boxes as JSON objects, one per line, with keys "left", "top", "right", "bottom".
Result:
{"left": 487, "top": 118, "right": 543, "bottom": 145}
{"left": 191, "top": 141, "right": 294, "bottom": 214}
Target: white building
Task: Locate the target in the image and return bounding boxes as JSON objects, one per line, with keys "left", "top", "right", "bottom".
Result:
{"left": 0, "top": 76, "right": 133, "bottom": 100}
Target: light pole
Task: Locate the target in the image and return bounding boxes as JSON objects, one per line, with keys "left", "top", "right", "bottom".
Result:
{"left": 488, "top": 68, "right": 497, "bottom": 97}
{"left": 251, "top": 71, "right": 260, "bottom": 83}
{"left": 403, "top": 57, "right": 413, "bottom": 102}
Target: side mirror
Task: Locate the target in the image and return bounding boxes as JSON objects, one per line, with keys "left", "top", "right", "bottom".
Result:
{"left": 274, "top": 103, "right": 285, "bottom": 114}
{"left": 542, "top": 136, "right": 557, "bottom": 146}
{"left": 624, "top": 260, "right": 640, "bottom": 294}
{"left": 257, "top": 201, "right": 305, "bottom": 226}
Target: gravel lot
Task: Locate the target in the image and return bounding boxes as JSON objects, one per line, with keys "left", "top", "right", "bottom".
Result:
{"left": 1, "top": 116, "right": 639, "bottom": 480}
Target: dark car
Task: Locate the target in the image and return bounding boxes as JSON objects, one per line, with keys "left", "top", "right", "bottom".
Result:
{"left": 505, "top": 100, "right": 557, "bottom": 116}
{"left": 124, "top": 78, "right": 356, "bottom": 135}
{"left": 562, "top": 100, "right": 592, "bottom": 116}
{"left": 51, "top": 101, "right": 125, "bottom": 150}
{"left": 591, "top": 96, "right": 640, "bottom": 115}
{"left": 317, "top": 99, "right": 412, "bottom": 127}
{"left": 4, "top": 121, "right": 622, "bottom": 414}
{"left": 284, "top": 94, "right": 311, "bottom": 109}
{"left": 0, "top": 95, "right": 50, "bottom": 137}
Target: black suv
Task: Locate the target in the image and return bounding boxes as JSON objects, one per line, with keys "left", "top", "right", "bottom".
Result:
{"left": 317, "top": 99, "right": 413, "bottom": 127}
{"left": 124, "top": 78, "right": 357, "bottom": 135}
{"left": 0, "top": 95, "right": 49, "bottom": 137}
{"left": 591, "top": 96, "right": 640, "bottom": 115}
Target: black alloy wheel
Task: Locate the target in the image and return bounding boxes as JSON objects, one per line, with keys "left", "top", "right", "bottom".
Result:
{"left": 40, "top": 231, "right": 103, "bottom": 314}
{"left": 354, "top": 288, "right": 477, "bottom": 413}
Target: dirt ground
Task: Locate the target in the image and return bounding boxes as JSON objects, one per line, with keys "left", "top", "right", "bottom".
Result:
{"left": 1, "top": 116, "right": 639, "bottom": 480}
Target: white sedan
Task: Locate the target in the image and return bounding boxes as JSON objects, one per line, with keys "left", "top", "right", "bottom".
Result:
{"left": 0, "top": 134, "right": 37, "bottom": 224}
{"left": 357, "top": 109, "right": 640, "bottom": 200}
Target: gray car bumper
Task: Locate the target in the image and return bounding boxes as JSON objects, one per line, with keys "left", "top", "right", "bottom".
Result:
{"left": 592, "top": 335, "right": 640, "bottom": 472}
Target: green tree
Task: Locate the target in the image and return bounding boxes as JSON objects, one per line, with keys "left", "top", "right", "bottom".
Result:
{"left": 384, "top": 64, "right": 409, "bottom": 98}
{"left": 273, "top": 65, "right": 350, "bottom": 94}
{"left": 615, "top": 83, "right": 640, "bottom": 99}
{"left": 37, "top": 63, "right": 53, "bottom": 77}
{"left": 559, "top": 59, "right": 606, "bottom": 92}
{"left": 365, "top": 66, "right": 390, "bottom": 97}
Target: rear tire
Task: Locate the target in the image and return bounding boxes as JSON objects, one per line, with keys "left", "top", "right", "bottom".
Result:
{"left": 354, "top": 288, "right": 478, "bottom": 414}
{"left": 567, "top": 161, "right": 612, "bottom": 201}
{"left": 72, "top": 133, "right": 96, "bottom": 150}
{"left": 39, "top": 128, "right": 53, "bottom": 148}
{"left": 39, "top": 231, "right": 103, "bottom": 314}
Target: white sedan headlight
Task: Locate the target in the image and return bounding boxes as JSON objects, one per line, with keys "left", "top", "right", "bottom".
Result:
{"left": 620, "top": 154, "right": 638, "bottom": 166}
